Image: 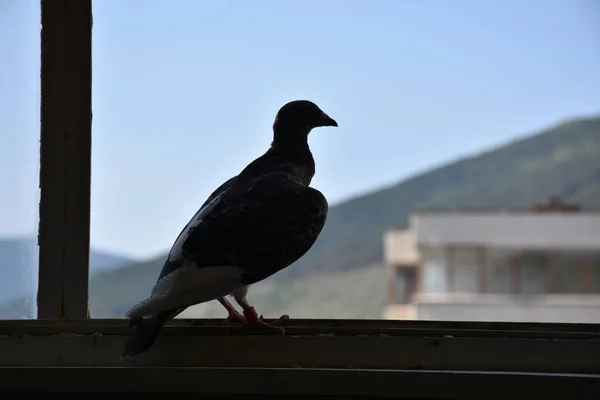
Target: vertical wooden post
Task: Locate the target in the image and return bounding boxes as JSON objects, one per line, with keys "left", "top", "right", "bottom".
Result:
{"left": 406, "top": 266, "right": 417, "bottom": 304}
{"left": 37, "top": 0, "right": 93, "bottom": 319}
{"left": 546, "top": 252, "right": 556, "bottom": 294}
{"left": 477, "top": 247, "right": 487, "bottom": 293}
{"left": 415, "top": 261, "right": 422, "bottom": 294}
{"left": 387, "top": 264, "right": 397, "bottom": 305}
{"left": 446, "top": 247, "right": 455, "bottom": 293}
{"left": 582, "top": 254, "right": 592, "bottom": 294}
{"left": 510, "top": 253, "right": 522, "bottom": 294}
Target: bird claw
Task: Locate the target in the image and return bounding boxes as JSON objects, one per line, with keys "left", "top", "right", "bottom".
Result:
{"left": 233, "top": 314, "right": 290, "bottom": 335}
{"left": 261, "top": 314, "right": 290, "bottom": 326}
{"left": 222, "top": 311, "right": 247, "bottom": 326}
{"left": 221, "top": 310, "right": 289, "bottom": 329}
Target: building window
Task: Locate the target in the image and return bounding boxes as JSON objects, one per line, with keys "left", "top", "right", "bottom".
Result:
{"left": 394, "top": 266, "right": 417, "bottom": 304}
{"left": 520, "top": 252, "right": 548, "bottom": 295}
{"left": 421, "top": 247, "right": 447, "bottom": 293}
{"left": 485, "top": 249, "right": 512, "bottom": 294}
{"left": 453, "top": 248, "right": 480, "bottom": 293}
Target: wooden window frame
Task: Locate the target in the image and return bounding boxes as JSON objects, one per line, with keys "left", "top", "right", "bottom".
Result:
{"left": 37, "top": 0, "right": 92, "bottom": 320}
{"left": 3, "top": 0, "right": 598, "bottom": 397}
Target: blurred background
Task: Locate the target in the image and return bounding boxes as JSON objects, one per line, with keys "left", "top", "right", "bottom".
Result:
{"left": 1, "top": 0, "right": 600, "bottom": 322}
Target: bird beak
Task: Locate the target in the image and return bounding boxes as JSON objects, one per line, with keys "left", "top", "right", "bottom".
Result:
{"left": 318, "top": 112, "right": 338, "bottom": 127}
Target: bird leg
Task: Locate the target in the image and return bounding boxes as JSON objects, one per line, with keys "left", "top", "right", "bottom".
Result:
{"left": 218, "top": 297, "right": 246, "bottom": 326}
{"left": 231, "top": 286, "right": 288, "bottom": 334}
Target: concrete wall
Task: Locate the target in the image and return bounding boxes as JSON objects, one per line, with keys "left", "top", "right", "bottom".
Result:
{"left": 410, "top": 293, "right": 600, "bottom": 323}
{"left": 383, "top": 230, "right": 420, "bottom": 265}
{"left": 412, "top": 212, "right": 600, "bottom": 251}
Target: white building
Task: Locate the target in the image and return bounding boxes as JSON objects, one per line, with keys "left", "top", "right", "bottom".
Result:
{"left": 383, "top": 208, "right": 600, "bottom": 323}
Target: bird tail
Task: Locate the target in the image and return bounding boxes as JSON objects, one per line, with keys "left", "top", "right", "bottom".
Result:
{"left": 120, "top": 311, "right": 171, "bottom": 361}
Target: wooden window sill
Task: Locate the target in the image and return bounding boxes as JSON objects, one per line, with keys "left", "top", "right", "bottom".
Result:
{"left": 0, "top": 318, "right": 599, "bottom": 397}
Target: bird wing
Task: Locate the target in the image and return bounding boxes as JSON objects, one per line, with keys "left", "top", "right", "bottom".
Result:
{"left": 181, "top": 171, "right": 329, "bottom": 283}
{"left": 156, "top": 175, "right": 238, "bottom": 282}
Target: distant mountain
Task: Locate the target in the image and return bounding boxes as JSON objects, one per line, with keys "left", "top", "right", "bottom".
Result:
{"left": 2, "top": 114, "right": 599, "bottom": 319}
{"left": 0, "top": 237, "right": 134, "bottom": 318}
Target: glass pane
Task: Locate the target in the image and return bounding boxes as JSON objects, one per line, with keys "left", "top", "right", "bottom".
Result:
{"left": 520, "top": 252, "right": 548, "bottom": 295}
{"left": 394, "top": 268, "right": 416, "bottom": 304}
{"left": 486, "top": 249, "right": 512, "bottom": 294}
{"left": 554, "top": 252, "right": 587, "bottom": 294}
{"left": 89, "top": 0, "right": 600, "bottom": 325}
{"left": 590, "top": 254, "right": 600, "bottom": 294}
{"left": 421, "top": 248, "right": 446, "bottom": 294}
{"left": 453, "top": 249, "right": 479, "bottom": 293}
{"left": 0, "top": 0, "right": 41, "bottom": 319}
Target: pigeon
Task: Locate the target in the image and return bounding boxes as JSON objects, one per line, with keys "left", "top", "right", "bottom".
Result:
{"left": 121, "top": 100, "right": 338, "bottom": 360}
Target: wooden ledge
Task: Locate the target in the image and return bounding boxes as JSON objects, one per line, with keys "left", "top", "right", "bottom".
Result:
{"left": 0, "top": 318, "right": 599, "bottom": 373}
{"left": 3, "top": 317, "right": 600, "bottom": 337}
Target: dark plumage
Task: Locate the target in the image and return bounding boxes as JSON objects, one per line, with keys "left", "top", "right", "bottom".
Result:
{"left": 121, "top": 100, "right": 338, "bottom": 360}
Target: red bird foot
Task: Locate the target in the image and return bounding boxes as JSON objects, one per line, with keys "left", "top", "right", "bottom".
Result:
{"left": 233, "top": 307, "right": 289, "bottom": 335}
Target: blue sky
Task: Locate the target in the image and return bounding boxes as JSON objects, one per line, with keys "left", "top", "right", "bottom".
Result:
{"left": 1, "top": 0, "right": 599, "bottom": 259}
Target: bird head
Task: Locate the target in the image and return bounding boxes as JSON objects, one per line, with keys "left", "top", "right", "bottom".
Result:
{"left": 272, "top": 100, "right": 338, "bottom": 145}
